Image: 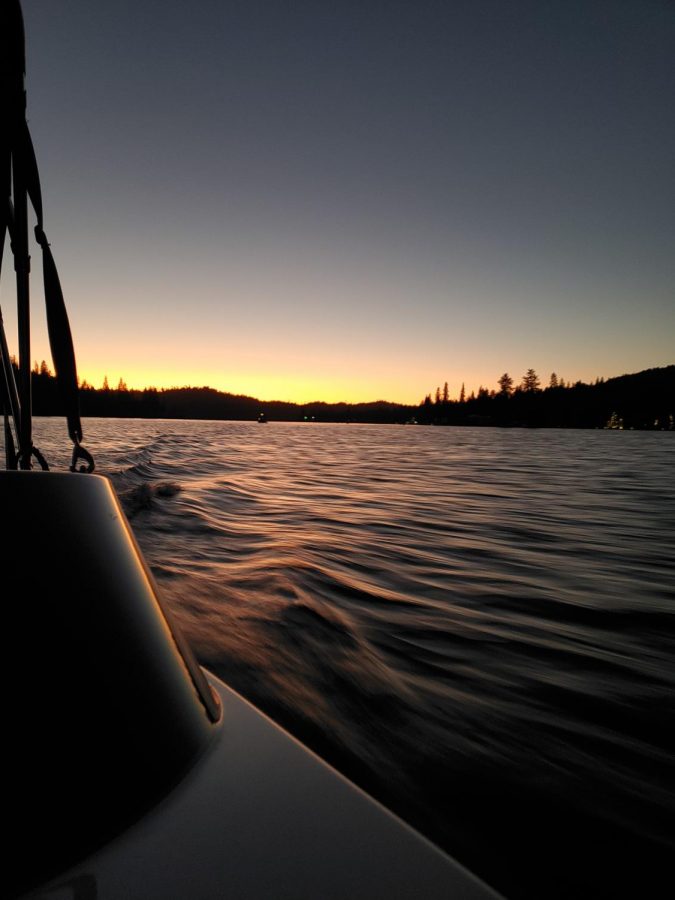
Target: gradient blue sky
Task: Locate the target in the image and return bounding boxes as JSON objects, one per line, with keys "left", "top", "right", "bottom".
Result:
{"left": 8, "top": 0, "right": 674, "bottom": 403}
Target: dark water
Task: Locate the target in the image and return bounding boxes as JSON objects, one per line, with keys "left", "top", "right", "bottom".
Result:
{"left": 35, "top": 419, "right": 675, "bottom": 898}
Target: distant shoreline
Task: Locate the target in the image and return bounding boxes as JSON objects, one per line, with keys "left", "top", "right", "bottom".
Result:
{"left": 27, "top": 364, "right": 675, "bottom": 431}
{"left": 36, "top": 415, "right": 675, "bottom": 432}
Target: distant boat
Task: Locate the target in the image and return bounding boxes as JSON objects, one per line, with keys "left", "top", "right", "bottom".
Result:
{"left": 604, "top": 412, "right": 623, "bottom": 430}
{"left": 257, "top": 412, "right": 268, "bottom": 423}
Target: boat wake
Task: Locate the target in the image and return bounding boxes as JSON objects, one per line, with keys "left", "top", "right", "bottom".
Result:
{"left": 118, "top": 480, "right": 183, "bottom": 516}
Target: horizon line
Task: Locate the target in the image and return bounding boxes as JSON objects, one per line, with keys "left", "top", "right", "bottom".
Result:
{"left": 63, "top": 362, "right": 674, "bottom": 408}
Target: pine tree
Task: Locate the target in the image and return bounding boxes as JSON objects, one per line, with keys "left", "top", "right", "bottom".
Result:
{"left": 521, "top": 369, "right": 540, "bottom": 392}
{"left": 498, "top": 373, "right": 513, "bottom": 396}
{"left": 459, "top": 383, "right": 466, "bottom": 403}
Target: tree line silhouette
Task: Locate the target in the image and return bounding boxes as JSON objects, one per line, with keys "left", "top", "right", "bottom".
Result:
{"left": 23, "top": 359, "right": 675, "bottom": 429}
{"left": 419, "top": 367, "right": 674, "bottom": 429}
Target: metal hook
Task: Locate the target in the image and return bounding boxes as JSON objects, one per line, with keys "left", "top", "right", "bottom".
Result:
{"left": 70, "top": 442, "right": 95, "bottom": 473}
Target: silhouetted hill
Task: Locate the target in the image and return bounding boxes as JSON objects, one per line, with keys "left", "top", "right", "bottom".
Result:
{"left": 26, "top": 364, "right": 674, "bottom": 428}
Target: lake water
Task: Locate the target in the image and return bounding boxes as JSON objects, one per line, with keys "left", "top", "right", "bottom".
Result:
{"left": 34, "top": 418, "right": 675, "bottom": 898}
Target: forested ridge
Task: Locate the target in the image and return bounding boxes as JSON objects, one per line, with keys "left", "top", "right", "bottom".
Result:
{"left": 24, "top": 363, "right": 675, "bottom": 429}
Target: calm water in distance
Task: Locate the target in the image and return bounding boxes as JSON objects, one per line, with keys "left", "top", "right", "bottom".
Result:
{"left": 34, "top": 418, "right": 675, "bottom": 899}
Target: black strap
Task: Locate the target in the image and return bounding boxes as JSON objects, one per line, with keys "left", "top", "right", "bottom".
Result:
{"left": 20, "top": 120, "right": 91, "bottom": 456}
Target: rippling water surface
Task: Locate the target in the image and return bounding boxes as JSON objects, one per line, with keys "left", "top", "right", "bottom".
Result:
{"left": 35, "top": 418, "right": 675, "bottom": 898}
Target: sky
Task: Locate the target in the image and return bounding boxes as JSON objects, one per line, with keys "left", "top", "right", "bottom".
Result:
{"left": 5, "top": 0, "right": 674, "bottom": 403}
